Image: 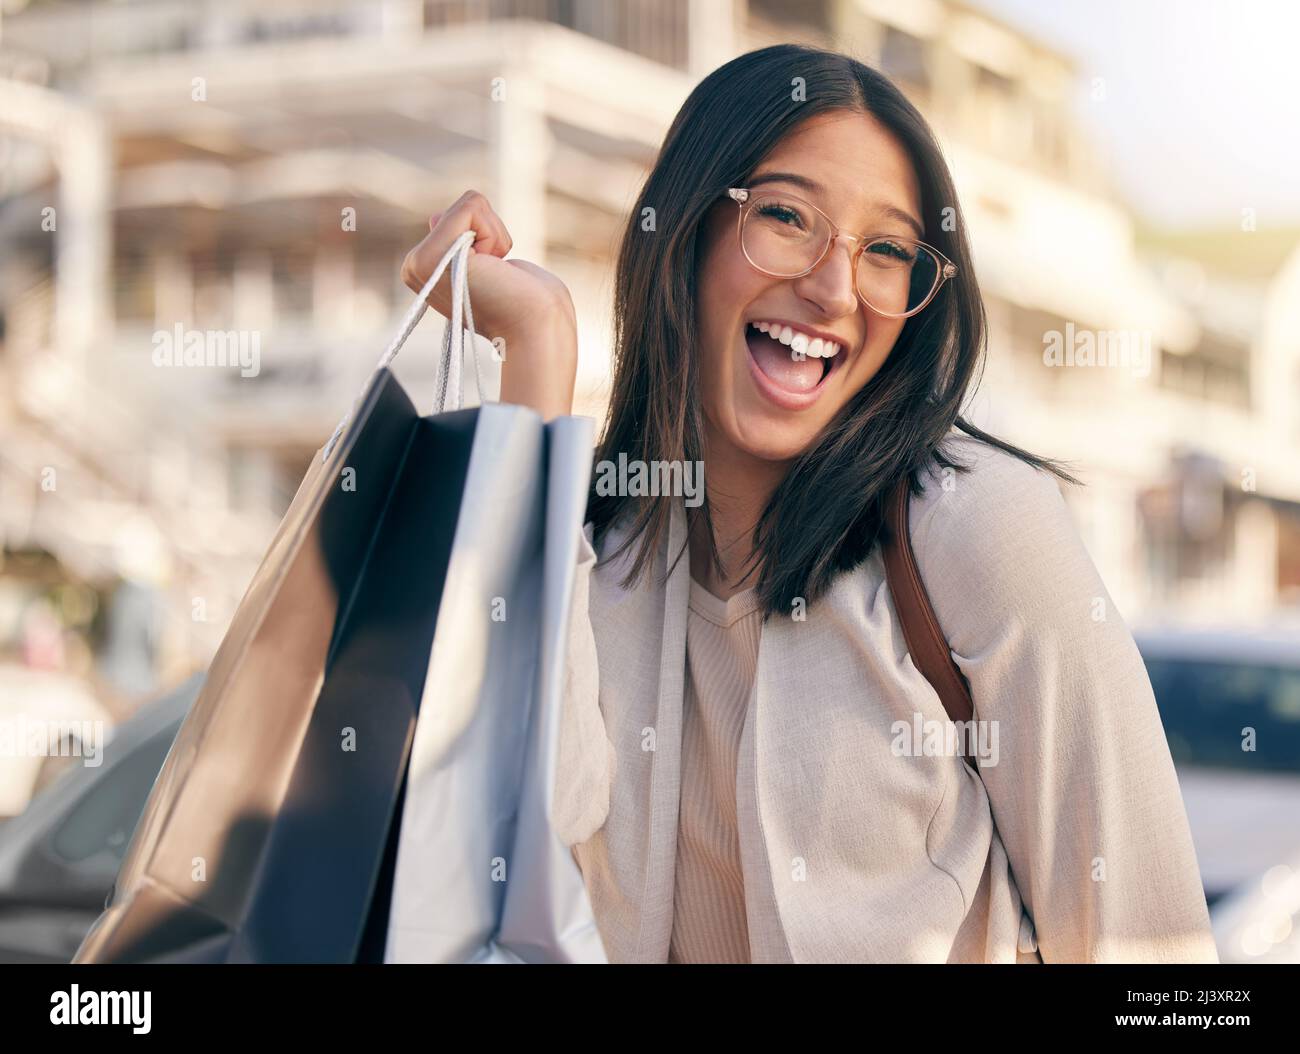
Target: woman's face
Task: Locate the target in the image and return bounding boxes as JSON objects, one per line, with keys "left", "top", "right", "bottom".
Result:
{"left": 695, "top": 110, "right": 923, "bottom": 464}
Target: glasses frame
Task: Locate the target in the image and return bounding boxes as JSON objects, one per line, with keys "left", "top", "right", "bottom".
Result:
{"left": 727, "top": 187, "right": 958, "bottom": 319}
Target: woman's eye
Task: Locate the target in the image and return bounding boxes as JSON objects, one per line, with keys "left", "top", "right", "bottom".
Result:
{"left": 868, "top": 240, "right": 915, "bottom": 263}
{"left": 757, "top": 203, "right": 805, "bottom": 229}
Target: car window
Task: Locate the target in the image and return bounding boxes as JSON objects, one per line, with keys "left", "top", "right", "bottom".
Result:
{"left": 50, "top": 725, "right": 180, "bottom": 866}
{"left": 1143, "top": 656, "right": 1300, "bottom": 774}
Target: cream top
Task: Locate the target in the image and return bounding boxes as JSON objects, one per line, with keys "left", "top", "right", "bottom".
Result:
{"left": 666, "top": 576, "right": 764, "bottom": 963}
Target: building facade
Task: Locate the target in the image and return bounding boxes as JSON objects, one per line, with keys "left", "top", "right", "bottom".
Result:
{"left": 1, "top": 0, "right": 1296, "bottom": 699}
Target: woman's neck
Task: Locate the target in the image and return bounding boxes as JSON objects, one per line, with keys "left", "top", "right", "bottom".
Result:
{"left": 687, "top": 425, "right": 791, "bottom": 600}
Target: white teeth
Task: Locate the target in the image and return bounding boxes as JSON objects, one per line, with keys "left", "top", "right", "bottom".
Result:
{"left": 748, "top": 321, "right": 842, "bottom": 359}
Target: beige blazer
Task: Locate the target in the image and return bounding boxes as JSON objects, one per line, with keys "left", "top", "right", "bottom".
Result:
{"left": 551, "top": 432, "right": 1219, "bottom": 964}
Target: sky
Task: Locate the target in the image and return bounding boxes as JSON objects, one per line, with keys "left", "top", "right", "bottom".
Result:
{"left": 974, "top": 0, "right": 1300, "bottom": 230}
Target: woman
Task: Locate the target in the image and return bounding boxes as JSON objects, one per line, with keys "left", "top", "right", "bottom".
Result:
{"left": 401, "top": 44, "right": 1217, "bottom": 964}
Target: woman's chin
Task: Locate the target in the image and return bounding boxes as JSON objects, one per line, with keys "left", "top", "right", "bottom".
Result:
{"left": 726, "top": 414, "right": 821, "bottom": 464}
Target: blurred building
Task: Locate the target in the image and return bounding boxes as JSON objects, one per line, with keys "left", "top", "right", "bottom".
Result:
{"left": 0, "top": 0, "right": 1297, "bottom": 699}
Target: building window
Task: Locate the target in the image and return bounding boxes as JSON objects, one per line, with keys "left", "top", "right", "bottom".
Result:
{"left": 1159, "top": 333, "right": 1250, "bottom": 409}
{"left": 750, "top": 0, "right": 833, "bottom": 34}
{"left": 975, "top": 63, "right": 1015, "bottom": 96}
{"left": 1278, "top": 504, "right": 1300, "bottom": 605}
{"left": 880, "top": 26, "right": 929, "bottom": 90}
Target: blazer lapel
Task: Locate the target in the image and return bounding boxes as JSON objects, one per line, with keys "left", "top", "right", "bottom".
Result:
{"left": 634, "top": 493, "right": 691, "bottom": 961}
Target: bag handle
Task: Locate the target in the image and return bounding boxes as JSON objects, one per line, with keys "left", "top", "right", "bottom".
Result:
{"left": 881, "top": 476, "right": 978, "bottom": 768}
{"left": 323, "top": 229, "right": 487, "bottom": 458}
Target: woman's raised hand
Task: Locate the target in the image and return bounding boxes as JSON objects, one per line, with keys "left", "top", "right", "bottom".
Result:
{"left": 401, "top": 190, "right": 578, "bottom": 420}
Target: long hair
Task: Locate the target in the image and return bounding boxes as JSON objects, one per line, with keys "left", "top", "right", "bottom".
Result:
{"left": 587, "top": 43, "right": 1080, "bottom": 619}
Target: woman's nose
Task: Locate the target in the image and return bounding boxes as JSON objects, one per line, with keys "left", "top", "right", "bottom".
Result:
{"left": 792, "top": 233, "right": 859, "bottom": 318}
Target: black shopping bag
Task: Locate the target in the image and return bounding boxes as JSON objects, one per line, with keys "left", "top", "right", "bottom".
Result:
{"left": 74, "top": 232, "right": 566, "bottom": 962}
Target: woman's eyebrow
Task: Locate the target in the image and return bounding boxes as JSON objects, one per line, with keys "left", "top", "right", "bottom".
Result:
{"left": 747, "top": 171, "right": 925, "bottom": 239}
{"left": 749, "top": 170, "right": 823, "bottom": 195}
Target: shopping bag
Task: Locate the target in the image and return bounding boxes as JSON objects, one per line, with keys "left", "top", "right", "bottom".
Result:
{"left": 382, "top": 403, "right": 605, "bottom": 963}
{"left": 75, "top": 231, "right": 601, "bottom": 963}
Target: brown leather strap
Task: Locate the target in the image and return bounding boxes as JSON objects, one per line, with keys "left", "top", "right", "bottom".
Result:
{"left": 882, "top": 476, "right": 977, "bottom": 766}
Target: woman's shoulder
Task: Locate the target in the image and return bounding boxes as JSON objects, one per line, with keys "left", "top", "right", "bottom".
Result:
{"left": 909, "top": 431, "right": 1074, "bottom": 559}
{"left": 905, "top": 431, "right": 1100, "bottom": 633}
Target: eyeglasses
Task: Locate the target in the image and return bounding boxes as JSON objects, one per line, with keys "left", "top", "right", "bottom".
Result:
{"left": 727, "top": 187, "right": 957, "bottom": 319}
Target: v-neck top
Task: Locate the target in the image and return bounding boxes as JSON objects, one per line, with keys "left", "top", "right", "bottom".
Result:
{"left": 666, "top": 576, "right": 764, "bottom": 963}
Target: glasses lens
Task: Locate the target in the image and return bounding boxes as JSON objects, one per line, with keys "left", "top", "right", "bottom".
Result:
{"left": 857, "top": 238, "right": 940, "bottom": 316}
{"left": 740, "top": 194, "right": 830, "bottom": 277}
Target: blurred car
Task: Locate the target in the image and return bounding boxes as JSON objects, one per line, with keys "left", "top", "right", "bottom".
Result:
{"left": 1210, "top": 850, "right": 1300, "bottom": 963}
{"left": 0, "top": 665, "right": 114, "bottom": 819}
{"left": 1135, "top": 627, "right": 1300, "bottom": 907}
{"left": 0, "top": 674, "right": 201, "bottom": 964}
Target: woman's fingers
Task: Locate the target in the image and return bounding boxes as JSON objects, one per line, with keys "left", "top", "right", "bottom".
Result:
{"left": 401, "top": 191, "right": 513, "bottom": 305}
{"left": 444, "top": 190, "right": 513, "bottom": 258}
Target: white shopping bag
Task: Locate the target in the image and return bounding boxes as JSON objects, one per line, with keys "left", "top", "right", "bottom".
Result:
{"left": 381, "top": 232, "right": 607, "bottom": 964}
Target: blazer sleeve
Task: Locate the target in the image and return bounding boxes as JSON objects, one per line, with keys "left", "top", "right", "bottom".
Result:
{"left": 549, "top": 521, "right": 617, "bottom": 848}
{"left": 910, "top": 445, "right": 1219, "bottom": 963}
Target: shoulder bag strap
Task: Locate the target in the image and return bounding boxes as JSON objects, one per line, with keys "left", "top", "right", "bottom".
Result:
{"left": 881, "top": 476, "right": 978, "bottom": 766}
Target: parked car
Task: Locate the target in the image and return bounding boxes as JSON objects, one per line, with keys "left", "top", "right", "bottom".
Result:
{"left": 1210, "top": 848, "right": 1300, "bottom": 963}
{"left": 0, "top": 665, "right": 113, "bottom": 819}
{"left": 0, "top": 674, "right": 202, "bottom": 963}
{"left": 1135, "top": 627, "right": 1300, "bottom": 910}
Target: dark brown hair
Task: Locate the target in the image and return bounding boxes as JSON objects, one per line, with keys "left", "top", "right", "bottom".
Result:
{"left": 587, "top": 43, "right": 1079, "bottom": 619}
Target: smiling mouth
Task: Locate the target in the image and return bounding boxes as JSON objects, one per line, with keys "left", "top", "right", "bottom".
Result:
{"left": 743, "top": 321, "right": 845, "bottom": 403}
